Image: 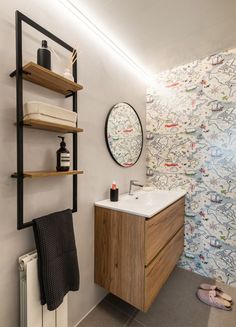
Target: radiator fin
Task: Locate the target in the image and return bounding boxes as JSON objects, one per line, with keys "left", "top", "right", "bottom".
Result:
{"left": 19, "top": 251, "right": 68, "bottom": 327}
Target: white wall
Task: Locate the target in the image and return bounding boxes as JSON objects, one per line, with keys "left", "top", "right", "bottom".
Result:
{"left": 0, "top": 1, "right": 146, "bottom": 326}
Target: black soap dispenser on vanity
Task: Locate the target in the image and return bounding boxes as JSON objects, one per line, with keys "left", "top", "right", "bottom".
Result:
{"left": 110, "top": 181, "right": 119, "bottom": 202}
{"left": 56, "top": 136, "right": 70, "bottom": 171}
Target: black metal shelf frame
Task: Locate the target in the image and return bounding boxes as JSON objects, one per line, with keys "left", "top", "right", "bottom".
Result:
{"left": 10, "top": 11, "right": 78, "bottom": 230}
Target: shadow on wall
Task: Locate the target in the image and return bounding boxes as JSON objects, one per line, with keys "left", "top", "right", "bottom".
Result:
{"left": 146, "top": 48, "right": 236, "bottom": 285}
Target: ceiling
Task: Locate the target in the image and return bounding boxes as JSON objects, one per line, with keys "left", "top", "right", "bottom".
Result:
{"left": 73, "top": 0, "right": 236, "bottom": 74}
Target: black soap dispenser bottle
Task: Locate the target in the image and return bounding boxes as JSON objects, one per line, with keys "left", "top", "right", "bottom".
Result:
{"left": 56, "top": 136, "right": 70, "bottom": 171}
{"left": 37, "top": 40, "right": 51, "bottom": 70}
{"left": 110, "top": 181, "right": 119, "bottom": 202}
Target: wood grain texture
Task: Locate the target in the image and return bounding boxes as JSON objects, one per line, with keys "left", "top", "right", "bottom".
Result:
{"left": 94, "top": 198, "right": 185, "bottom": 312}
{"left": 22, "top": 118, "right": 83, "bottom": 134}
{"left": 94, "top": 206, "right": 145, "bottom": 310}
{"left": 12, "top": 170, "right": 83, "bottom": 178}
{"left": 144, "top": 226, "right": 184, "bottom": 311}
{"left": 21, "top": 62, "right": 83, "bottom": 95}
{"left": 145, "top": 197, "right": 185, "bottom": 265}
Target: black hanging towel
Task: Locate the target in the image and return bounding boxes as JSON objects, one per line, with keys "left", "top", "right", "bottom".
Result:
{"left": 33, "top": 209, "right": 79, "bottom": 311}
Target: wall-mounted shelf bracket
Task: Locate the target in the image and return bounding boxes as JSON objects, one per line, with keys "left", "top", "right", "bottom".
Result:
{"left": 9, "top": 69, "right": 31, "bottom": 77}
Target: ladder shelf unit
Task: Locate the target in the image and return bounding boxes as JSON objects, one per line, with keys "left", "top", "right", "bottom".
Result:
{"left": 11, "top": 11, "right": 83, "bottom": 230}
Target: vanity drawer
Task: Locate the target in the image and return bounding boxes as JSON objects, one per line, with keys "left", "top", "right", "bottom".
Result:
{"left": 145, "top": 197, "right": 184, "bottom": 265}
{"left": 144, "top": 226, "right": 184, "bottom": 311}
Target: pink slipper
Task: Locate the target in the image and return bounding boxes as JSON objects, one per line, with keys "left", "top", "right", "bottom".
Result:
{"left": 197, "top": 290, "right": 232, "bottom": 310}
{"left": 199, "top": 283, "right": 233, "bottom": 302}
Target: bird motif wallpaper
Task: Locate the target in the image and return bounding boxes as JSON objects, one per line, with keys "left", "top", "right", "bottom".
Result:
{"left": 146, "top": 48, "right": 236, "bottom": 285}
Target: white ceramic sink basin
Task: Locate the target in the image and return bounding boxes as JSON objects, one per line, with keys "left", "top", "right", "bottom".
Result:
{"left": 95, "top": 189, "right": 186, "bottom": 218}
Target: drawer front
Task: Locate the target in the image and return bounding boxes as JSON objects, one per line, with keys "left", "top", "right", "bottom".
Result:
{"left": 145, "top": 197, "right": 184, "bottom": 265}
{"left": 144, "top": 226, "right": 184, "bottom": 311}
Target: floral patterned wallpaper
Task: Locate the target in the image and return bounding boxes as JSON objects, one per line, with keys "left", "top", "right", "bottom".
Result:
{"left": 146, "top": 48, "right": 236, "bottom": 285}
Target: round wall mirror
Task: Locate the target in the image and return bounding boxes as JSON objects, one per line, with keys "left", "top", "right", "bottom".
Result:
{"left": 105, "top": 102, "right": 143, "bottom": 167}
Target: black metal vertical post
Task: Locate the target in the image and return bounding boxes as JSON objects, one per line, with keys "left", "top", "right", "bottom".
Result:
{"left": 12, "top": 11, "right": 79, "bottom": 228}
{"left": 16, "top": 11, "right": 24, "bottom": 230}
{"left": 72, "top": 53, "right": 78, "bottom": 213}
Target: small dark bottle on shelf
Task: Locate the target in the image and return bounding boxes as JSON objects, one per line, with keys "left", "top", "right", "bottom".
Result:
{"left": 56, "top": 136, "right": 70, "bottom": 171}
{"left": 37, "top": 40, "right": 51, "bottom": 70}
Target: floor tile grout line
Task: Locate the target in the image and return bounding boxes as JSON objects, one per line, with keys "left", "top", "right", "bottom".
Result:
{"left": 123, "top": 310, "right": 142, "bottom": 327}
{"left": 132, "top": 318, "right": 148, "bottom": 327}
{"left": 123, "top": 314, "right": 148, "bottom": 327}
{"left": 123, "top": 315, "right": 134, "bottom": 327}
{"left": 104, "top": 298, "right": 139, "bottom": 320}
{"left": 104, "top": 297, "right": 148, "bottom": 327}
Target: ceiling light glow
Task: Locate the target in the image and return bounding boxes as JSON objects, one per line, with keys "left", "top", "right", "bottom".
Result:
{"left": 58, "top": 0, "right": 154, "bottom": 83}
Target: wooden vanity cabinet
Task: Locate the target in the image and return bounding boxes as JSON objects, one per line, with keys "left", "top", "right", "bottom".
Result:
{"left": 94, "top": 197, "right": 185, "bottom": 311}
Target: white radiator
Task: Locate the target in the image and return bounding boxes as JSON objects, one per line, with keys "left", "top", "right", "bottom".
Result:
{"left": 19, "top": 251, "right": 68, "bottom": 327}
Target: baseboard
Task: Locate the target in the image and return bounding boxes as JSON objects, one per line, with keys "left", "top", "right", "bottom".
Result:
{"left": 73, "top": 295, "right": 106, "bottom": 327}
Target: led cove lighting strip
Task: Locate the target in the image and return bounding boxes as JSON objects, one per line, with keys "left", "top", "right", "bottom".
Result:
{"left": 58, "top": 0, "right": 153, "bottom": 82}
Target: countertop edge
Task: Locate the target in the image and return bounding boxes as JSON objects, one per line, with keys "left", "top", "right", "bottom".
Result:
{"left": 94, "top": 191, "right": 186, "bottom": 218}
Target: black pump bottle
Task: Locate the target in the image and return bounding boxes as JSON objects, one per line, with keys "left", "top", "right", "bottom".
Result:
{"left": 56, "top": 136, "right": 70, "bottom": 171}
{"left": 37, "top": 40, "right": 51, "bottom": 70}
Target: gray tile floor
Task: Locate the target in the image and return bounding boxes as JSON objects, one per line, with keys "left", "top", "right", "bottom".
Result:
{"left": 78, "top": 267, "right": 236, "bottom": 327}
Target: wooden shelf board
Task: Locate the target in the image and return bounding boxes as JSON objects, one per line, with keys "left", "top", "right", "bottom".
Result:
{"left": 13, "top": 62, "right": 83, "bottom": 96}
{"left": 22, "top": 119, "right": 83, "bottom": 133}
{"left": 12, "top": 170, "right": 83, "bottom": 178}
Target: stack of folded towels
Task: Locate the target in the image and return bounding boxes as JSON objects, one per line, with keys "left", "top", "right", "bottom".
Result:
{"left": 24, "top": 101, "right": 78, "bottom": 127}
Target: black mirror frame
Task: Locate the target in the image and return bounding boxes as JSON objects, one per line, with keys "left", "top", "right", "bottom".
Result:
{"left": 105, "top": 102, "right": 144, "bottom": 168}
